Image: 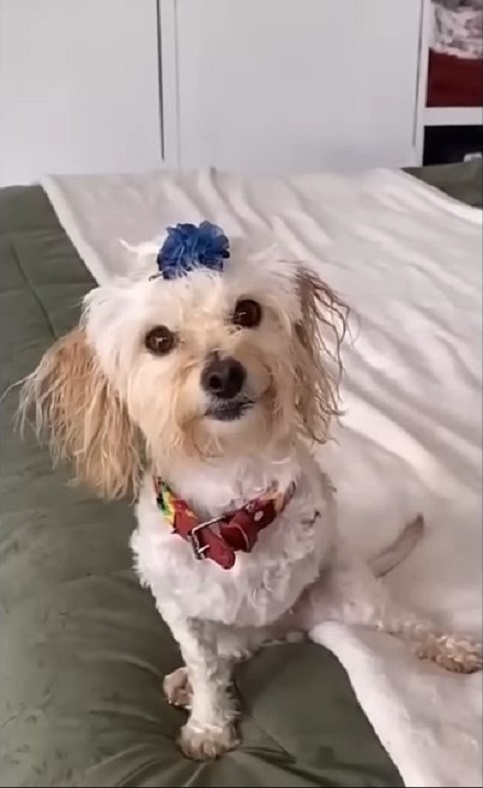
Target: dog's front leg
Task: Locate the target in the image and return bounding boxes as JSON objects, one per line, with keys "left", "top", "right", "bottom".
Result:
{"left": 159, "top": 602, "right": 238, "bottom": 760}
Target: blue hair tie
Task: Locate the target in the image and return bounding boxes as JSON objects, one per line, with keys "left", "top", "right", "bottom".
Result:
{"left": 156, "top": 221, "right": 230, "bottom": 280}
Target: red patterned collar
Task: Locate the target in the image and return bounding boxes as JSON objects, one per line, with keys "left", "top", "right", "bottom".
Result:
{"left": 154, "top": 478, "right": 296, "bottom": 570}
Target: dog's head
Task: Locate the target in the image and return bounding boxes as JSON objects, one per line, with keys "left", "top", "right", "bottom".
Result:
{"left": 20, "top": 241, "right": 347, "bottom": 498}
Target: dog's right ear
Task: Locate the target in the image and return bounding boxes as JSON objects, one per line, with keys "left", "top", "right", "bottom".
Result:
{"left": 19, "top": 327, "right": 143, "bottom": 500}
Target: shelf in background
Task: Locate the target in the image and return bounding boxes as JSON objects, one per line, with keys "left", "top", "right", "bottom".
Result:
{"left": 425, "top": 106, "right": 483, "bottom": 126}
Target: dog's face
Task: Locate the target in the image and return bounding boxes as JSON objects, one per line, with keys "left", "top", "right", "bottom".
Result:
{"left": 21, "top": 249, "right": 346, "bottom": 498}
{"left": 85, "top": 256, "right": 306, "bottom": 461}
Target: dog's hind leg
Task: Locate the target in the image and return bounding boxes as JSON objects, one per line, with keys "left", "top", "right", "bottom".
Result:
{"left": 303, "top": 539, "right": 482, "bottom": 674}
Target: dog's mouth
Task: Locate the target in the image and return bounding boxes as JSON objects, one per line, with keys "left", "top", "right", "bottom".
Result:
{"left": 205, "top": 398, "right": 254, "bottom": 422}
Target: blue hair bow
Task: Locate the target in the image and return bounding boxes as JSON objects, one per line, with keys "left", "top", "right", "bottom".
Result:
{"left": 156, "top": 221, "right": 230, "bottom": 280}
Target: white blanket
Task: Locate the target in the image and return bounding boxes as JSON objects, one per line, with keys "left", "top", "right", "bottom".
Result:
{"left": 42, "top": 167, "right": 482, "bottom": 787}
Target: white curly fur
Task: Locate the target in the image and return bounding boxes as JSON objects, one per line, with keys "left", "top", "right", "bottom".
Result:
{"left": 21, "top": 243, "right": 482, "bottom": 761}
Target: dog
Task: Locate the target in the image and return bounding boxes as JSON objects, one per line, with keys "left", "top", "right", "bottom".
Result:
{"left": 20, "top": 222, "right": 482, "bottom": 761}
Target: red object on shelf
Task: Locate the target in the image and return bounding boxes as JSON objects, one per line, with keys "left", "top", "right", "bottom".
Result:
{"left": 427, "top": 50, "right": 483, "bottom": 107}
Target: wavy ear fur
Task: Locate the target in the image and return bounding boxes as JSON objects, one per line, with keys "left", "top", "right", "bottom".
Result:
{"left": 19, "top": 328, "right": 143, "bottom": 499}
{"left": 293, "top": 266, "right": 348, "bottom": 444}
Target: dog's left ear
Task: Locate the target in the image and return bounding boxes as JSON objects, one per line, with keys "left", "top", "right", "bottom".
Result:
{"left": 292, "top": 266, "right": 348, "bottom": 443}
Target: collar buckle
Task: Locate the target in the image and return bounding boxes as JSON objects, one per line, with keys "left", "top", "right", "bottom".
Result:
{"left": 188, "top": 515, "right": 224, "bottom": 560}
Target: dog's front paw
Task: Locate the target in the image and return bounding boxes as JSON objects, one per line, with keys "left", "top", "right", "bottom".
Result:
{"left": 178, "top": 722, "right": 239, "bottom": 761}
{"left": 415, "top": 634, "right": 482, "bottom": 674}
{"left": 164, "top": 667, "right": 192, "bottom": 709}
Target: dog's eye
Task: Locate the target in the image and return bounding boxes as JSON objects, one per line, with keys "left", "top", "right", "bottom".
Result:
{"left": 233, "top": 299, "right": 262, "bottom": 329}
{"left": 144, "top": 326, "right": 176, "bottom": 355}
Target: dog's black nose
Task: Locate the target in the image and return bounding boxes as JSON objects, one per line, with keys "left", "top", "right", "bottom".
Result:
{"left": 201, "top": 355, "right": 246, "bottom": 400}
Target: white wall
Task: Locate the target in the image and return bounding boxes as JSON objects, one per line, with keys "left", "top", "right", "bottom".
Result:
{"left": 172, "top": 0, "right": 423, "bottom": 174}
{"left": 0, "top": 0, "right": 162, "bottom": 185}
{"left": 0, "top": 0, "right": 425, "bottom": 183}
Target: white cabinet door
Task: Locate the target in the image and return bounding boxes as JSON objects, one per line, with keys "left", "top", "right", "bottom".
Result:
{"left": 170, "top": 0, "right": 423, "bottom": 174}
{"left": 0, "top": 0, "right": 162, "bottom": 185}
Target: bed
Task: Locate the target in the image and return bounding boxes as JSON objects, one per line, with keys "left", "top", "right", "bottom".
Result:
{"left": 0, "top": 160, "right": 481, "bottom": 788}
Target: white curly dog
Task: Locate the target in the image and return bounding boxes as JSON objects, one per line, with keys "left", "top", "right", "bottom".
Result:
{"left": 21, "top": 227, "right": 482, "bottom": 761}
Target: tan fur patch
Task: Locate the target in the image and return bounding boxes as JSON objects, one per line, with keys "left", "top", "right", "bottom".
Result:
{"left": 415, "top": 634, "right": 482, "bottom": 674}
{"left": 294, "top": 267, "right": 348, "bottom": 444}
{"left": 19, "top": 328, "right": 143, "bottom": 499}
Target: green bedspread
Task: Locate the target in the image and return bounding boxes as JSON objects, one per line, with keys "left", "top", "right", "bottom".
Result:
{"left": 0, "top": 161, "right": 480, "bottom": 787}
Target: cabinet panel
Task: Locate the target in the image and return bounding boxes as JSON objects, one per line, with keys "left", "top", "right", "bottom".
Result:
{"left": 175, "top": 0, "right": 422, "bottom": 173}
{"left": 0, "top": 0, "right": 162, "bottom": 185}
